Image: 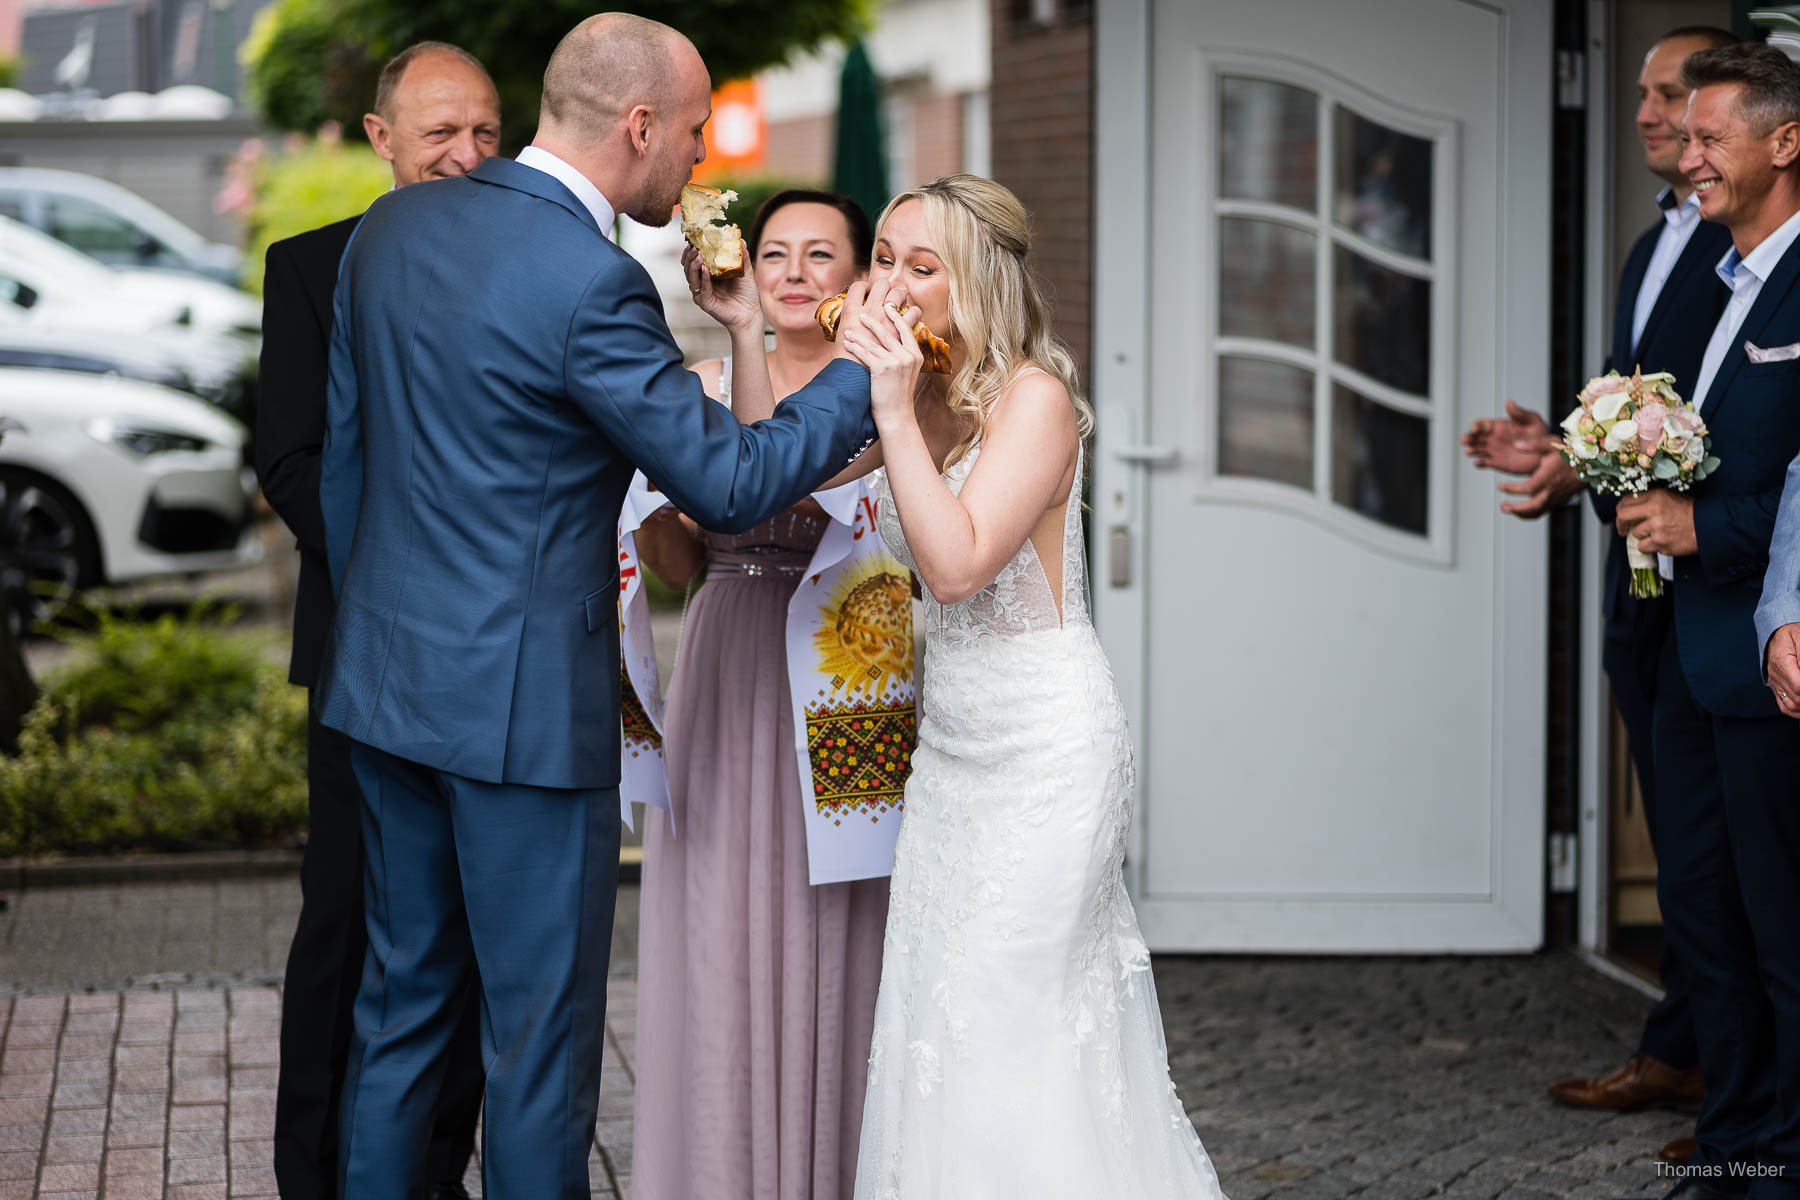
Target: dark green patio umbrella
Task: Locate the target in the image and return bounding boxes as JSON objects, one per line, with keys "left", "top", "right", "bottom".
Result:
{"left": 832, "top": 40, "right": 891, "bottom": 224}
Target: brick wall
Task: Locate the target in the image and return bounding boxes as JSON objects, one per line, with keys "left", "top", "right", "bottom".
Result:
{"left": 763, "top": 112, "right": 834, "bottom": 184}
{"left": 989, "top": 0, "right": 1093, "bottom": 380}
{"left": 911, "top": 91, "right": 967, "bottom": 187}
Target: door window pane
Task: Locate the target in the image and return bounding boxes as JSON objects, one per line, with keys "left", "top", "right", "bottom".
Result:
{"left": 1219, "top": 77, "right": 1318, "bottom": 210}
{"left": 1219, "top": 356, "right": 1314, "bottom": 489}
{"left": 47, "top": 196, "right": 140, "bottom": 258}
{"left": 1220, "top": 218, "right": 1316, "bottom": 348}
{"left": 1333, "top": 107, "right": 1433, "bottom": 258}
{"left": 1334, "top": 247, "right": 1430, "bottom": 394}
{"left": 1332, "top": 384, "right": 1428, "bottom": 534}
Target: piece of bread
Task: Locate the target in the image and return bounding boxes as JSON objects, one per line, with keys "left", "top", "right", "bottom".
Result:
{"left": 680, "top": 183, "right": 744, "bottom": 279}
{"left": 815, "top": 291, "right": 953, "bottom": 374}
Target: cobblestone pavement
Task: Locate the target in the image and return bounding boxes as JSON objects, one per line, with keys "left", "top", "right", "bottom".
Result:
{"left": 0, "top": 878, "right": 1691, "bottom": 1198}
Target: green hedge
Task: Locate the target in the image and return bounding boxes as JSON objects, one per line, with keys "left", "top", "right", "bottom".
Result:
{"left": 241, "top": 134, "right": 392, "bottom": 296}
{"left": 0, "top": 606, "right": 307, "bottom": 858}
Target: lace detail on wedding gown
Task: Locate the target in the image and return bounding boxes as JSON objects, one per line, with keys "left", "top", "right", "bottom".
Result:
{"left": 857, "top": 395, "right": 1225, "bottom": 1199}
{"left": 880, "top": 439, "right": 1081, "bottom": 648}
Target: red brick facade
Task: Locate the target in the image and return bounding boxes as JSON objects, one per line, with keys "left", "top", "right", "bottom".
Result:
{"left": 989, "top": 1, "right": 1094, "bottom": 380}
{"left": 910, "top": 91, "right": 967, "bottom": 188}
{"left": 764, "top": 92, "right": 970, "bottom": 196}
{"left": 764, "top": 112, "right": 835, "bottom": 184}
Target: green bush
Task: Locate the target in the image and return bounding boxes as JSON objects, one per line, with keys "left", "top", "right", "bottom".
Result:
{"left": 0, "top": 606, "right": 308, "bottom": 858}
{"left": 241, "top": 133, "right": 392, "bottom": 295}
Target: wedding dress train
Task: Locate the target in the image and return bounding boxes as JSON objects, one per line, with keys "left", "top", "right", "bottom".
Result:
{"left": 855, "top": 424, "right": 1227, "bottom": 1199}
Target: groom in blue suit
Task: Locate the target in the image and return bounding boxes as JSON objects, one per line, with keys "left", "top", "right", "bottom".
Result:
{"left": 315, "top": 14, "right": 879, "bottom": 1197}
{"left": 1618, "top": 43, "right": 1800, "bottom": 1200}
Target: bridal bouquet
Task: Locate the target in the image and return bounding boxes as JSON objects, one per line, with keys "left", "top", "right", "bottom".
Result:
{"left": 1557, "top": 369, "right": 1719, "bottom": 598}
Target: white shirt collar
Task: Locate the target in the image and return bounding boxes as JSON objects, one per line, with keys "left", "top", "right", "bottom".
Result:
{"left": 515, "top": 146, "right": 616, "bottom": 238}
{"left": 1655, "top": 185, "right": 1701, "bottom": 228}
{"left": 1718, "top": 204, "right": 1800, "bottom": 291}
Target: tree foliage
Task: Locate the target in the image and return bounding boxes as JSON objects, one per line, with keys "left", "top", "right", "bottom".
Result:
{"left": 244, "top": 0, "right": 876, "bottom": 150}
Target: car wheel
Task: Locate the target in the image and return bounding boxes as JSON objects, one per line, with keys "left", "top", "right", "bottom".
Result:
{"left": 0, "top": 469, "right": 100, "bottom": 635}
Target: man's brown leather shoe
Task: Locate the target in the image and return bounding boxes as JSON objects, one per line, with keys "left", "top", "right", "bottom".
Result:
{"left": 1658, "top": 1136, "right": 1698, "bottom": 1166}
{"left": 1545, "top": 1055, "right": 1705, "bottom": 1111}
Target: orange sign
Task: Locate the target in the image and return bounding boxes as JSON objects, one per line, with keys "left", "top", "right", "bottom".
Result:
{"left": 693, "top": 79, "right": 765, "bottom": 181}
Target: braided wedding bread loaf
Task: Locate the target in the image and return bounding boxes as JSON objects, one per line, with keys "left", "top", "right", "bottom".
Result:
{"left": 815, "top": 292, "right": 954, "bottom": 374}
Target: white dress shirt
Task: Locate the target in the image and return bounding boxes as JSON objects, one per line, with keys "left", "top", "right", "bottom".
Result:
{"left": 1630, "top": 187, "right": 1705, "bottom": 354}
{"left": 515, "top": 146, "right": 617, "bottom": 239}
{"left": 1692, "top": 204, "right": 1800, "bottom": 414}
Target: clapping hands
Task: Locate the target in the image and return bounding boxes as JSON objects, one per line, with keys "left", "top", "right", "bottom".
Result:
{"left": 1463, "top": 401, "right": 1560, "bottom": 473}
{"left": 1463, "top": 401, "right": 1581, "bottom": 519}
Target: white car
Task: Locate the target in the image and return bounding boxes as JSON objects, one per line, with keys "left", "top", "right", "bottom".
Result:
{"left": 0, "top": 307, "right": 252, "bottom": 422}
{"left": 0, "top": 215, "right": 261, "bottom": 343}
{"left": 0, "top": 367, "right": 260, "bottom": 628}
{"left": 0, "top": 167, "right": 243, "bottom": 285}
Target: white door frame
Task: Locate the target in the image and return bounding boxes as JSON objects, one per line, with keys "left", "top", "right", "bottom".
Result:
{"left": 1578, "top": 0, "right": 1615, "bottom": 952}
{"left": 1093, "top": 0, "right": 1555, "bottom": 952}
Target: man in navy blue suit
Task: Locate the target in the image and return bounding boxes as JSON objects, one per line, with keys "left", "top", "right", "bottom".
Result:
{"left": 313, "top": 13, "right": 883, "bottom": 1197}
{"left": 1616, "top": 42, "right": 1800, "bottom": 1200}
{"left": 257, "top": 43, "right": 498, "bottom": 1200}
{"left": 1462, "top": 26, "right": 1733, "bottom": 1145}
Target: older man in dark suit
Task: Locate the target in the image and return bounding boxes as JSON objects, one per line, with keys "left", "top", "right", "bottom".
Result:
{"left": 254, "top": 41, "right": 499, "bottom": 1200}
{"left": 1617, "top": 42, "right": 1800, "bottom": 1200}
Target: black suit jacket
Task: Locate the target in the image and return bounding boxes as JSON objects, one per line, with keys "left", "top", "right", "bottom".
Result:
{"left": 1672, "top": 228, "right": 1800, "bottom": 716}
{"left": 256, "top": 215, "right": 361, "bottom": 688}
{"left": 1591, "top": 213, "right": 1732, "bottom": 625}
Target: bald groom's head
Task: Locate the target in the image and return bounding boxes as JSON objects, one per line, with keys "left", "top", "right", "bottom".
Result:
{"left": 536, "top": 14, "right": 712, "bottom": 226}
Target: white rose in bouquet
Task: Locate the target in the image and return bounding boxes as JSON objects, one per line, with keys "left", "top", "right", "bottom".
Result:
{"left": 1602, "top": 419, "right": 1639, "bottom": 453}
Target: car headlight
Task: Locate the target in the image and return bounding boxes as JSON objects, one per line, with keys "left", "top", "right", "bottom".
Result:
{"left": 85, "top": 418, "right": 210, "bottom": 456}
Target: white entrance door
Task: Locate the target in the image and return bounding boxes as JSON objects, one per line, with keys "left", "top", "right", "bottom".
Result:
{"left": 1093, "top": 0, "right": 1553, "bottom": 952}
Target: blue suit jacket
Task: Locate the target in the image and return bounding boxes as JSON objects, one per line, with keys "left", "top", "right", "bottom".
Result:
{"left": 1673, "top": 230, "right": 1800, "bottom": 718}
{"left": 1592, "top": 214, "right": 1730, "bottom": 624}
{"left": 315, "top": 157, "right": 875, "bottom": 787}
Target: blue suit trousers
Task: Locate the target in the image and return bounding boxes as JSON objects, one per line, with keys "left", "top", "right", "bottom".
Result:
{"left": 1654, "top": 627, "right": 1800, "bottom": 1198}
{"left": 338, "top": 741, "right": 620, "bottom": 1199}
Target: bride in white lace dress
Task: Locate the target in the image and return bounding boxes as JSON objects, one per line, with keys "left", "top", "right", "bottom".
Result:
{"left": 830, "top": 175, "right": 1227, "bottom": 1199}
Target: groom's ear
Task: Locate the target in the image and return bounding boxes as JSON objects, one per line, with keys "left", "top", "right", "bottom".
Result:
{"left": 626, "top": 104, "right": 654, "bottom": 156}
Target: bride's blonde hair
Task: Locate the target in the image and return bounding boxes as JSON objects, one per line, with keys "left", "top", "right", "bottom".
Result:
{"left": 876, "top": 174, "right": 1091, "bottom": 466}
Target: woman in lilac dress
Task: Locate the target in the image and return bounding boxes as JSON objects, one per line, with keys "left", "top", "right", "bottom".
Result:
{"left": 631, "top": 191, "right": 889, "bottom": 1200}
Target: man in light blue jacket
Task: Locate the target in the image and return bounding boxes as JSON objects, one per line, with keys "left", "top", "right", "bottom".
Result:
{"left": 315, "top": 14, "right": 883, "bottom": 1197}
{"left": 1760, "top": 456, "right": 1800, "bottom": 715}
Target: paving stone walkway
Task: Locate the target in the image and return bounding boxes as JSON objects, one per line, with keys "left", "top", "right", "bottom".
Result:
{"left": 0, "top": 878, "right": 1692, "bottom": 1199}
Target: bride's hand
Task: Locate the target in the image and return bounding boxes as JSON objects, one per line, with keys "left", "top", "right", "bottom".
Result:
{"left": 841, "top": 298, "right": 924, "bottom": 429}
{"left": 682, "top": 243, "right": 762, "bottom": 334}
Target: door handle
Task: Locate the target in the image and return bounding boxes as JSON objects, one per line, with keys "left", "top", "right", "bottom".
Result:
{"left": 1111, "top": 444, "right": 1181, "bottom": 467}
